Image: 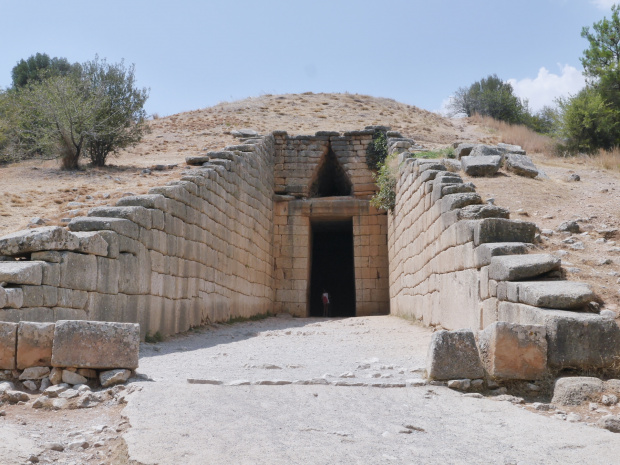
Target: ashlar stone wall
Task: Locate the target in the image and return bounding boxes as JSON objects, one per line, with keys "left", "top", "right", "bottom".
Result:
{"left": 0, "top": 136, "right": 276, "bottom": 338}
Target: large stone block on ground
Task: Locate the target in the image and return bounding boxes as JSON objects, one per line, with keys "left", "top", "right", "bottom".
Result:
{"left": 51, "top": 320, "right": 139, "bottom": 369}
{"left": 0, "top": 322, "right": 17, "bottom": 369}
{"left": 470, "top": 144, "right": 503, "bottom": 157}
{"left": 478, "top": 322, "right": 547, "bottom": 380}
{"left": 474, "top": 242, "right": 530, "bottom": 268}
{"left": 0, "top": 226, "right": 79, "bottom": 256}
{"left": 0, "top": 261, "right": 42, "bottom": 285}
{"left": 462, "top": 156, "right": 502, "bottom": 177}
{"left": 426, "top": 329, "right": 484, "bottom": 380}
{"left": 505, "top": 154, "right": 538, "bottom": 178}
{"left": 455, "top": 143, "right": 475, "bottom": 159}
{"left": 16, "top": 322, "right": 54, "bottom": 369}
{"left": 552, "top": 377, "right": 603, "bottom": 406}
{"left": 498, "top": 302, "right": 620, "bottom": 370}
{"left": 489, "top": 254, "right": 560, "bottom": 281}
{"left": 510, "top": 281, "right": 595, "bottom": 310}
{"left": 473, "top": 218, "right": 537, "bottom": 246}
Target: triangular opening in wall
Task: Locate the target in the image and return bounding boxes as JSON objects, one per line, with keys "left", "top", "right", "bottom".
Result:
{"left": 308, "top": 144, "right": 353, "bottom": 198}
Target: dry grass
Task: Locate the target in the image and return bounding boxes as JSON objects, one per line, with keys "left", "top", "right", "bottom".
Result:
{"left": 469, "top": 114, "right": 554, "bottom": 154}
{"left": 593, "top": 148, "right": 620, "bottom": 172}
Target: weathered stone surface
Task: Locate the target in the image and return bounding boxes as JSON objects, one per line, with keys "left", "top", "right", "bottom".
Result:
{"left": 505, "top": 154, "right": 538, "bottom": 178}
{"left": 501, "top": 303, "right": 620, "bottom": 370}
{"left": 455, "top": 143, "right": 476, "bottom": 159}
{"left": 48, "top": 367, "right": 63, "bottom": 385}
{"left": 489, "top": 254, "right": 561, "bottom": 281}
{"left": 4, "top": 390, "right": 29, "bottom": 403}
{"left": 0, "top": 322, "right": 17, "bottom": 369}
{"left": 100, "top": 369, "right": 132, "bottom": 387}
{"left": 68, "top": 217, "right": 140, "bottom": 240}
{"left": 462, "top": 156, "right": 501, "bottom": 177}
{"left": 441, "top": 193, "right": 482, "bottom": 213}
{"left": 552, "top": 377, "right": 603, "bottom": 406}
{"left": 0, "top": 226, "right": 79, "bottom": 256}
{"left": 478, "top": 322, "right": 547, "bottom": 380}
{"left": 458, "top": 205, "right": 510, "bottom": 220}
{"left": 4, "top": 288, "right": 23, "bottom": 309}
{"left": 426, "top": 329, "right": 484, "bottom": 380}
{"left": 52, "top": 320, "right": 140, "bottom": 369}
{"left": 474, "top": 218, "right": 537, "bottom": 246}
{"left": 88, "top": 206, "right": 152, "bottom": 230}
{"left": 514, "top": 281, "right": 595, "bottom": 310}
{"left": 470, "top": 145, "right": 503, "bottom": 157}
{"left": 19, "top": 366, "right": 50, "bottom": 380}
{"left": 0, "top": 287, "right": 6, "bottom": 307}
{"left": 598, "top": 415, "right": 620, "bottom": 433}
{"left": 16, "top": 322, "right": 55, "bottom": 369}
{"left": 185, "top": 156, "right": 210, "bottom": 166}
{"left": 116, "top": 194, "right": 166, "bottom": 210}
{"left": 557, "top": 221, "right": 580, "bottom": 233}
{"left": 474, "top": 242, "right": 529, "bottom": 267}
{"left": 62, "top": 370, "right": 88, "bottom": 385}
{"left": 447, "top": 379, "right": 471, "bottom": 390}
{"left": 59, "top": 252, "right": 97, "bottom": 291}
{"left": 71, "top": 231, "right": 109, "bottom": 256}
{"left": 497, "top": 143, "right": 526, "bottom": 155}
{"left": 0, "top": 261, "right": 42, "bottom": 285}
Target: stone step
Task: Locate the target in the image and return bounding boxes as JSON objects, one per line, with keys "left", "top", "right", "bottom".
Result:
{"left": 474, "top": 242, "right": 530, "bottom": 268}
{"left": 498, "top": 281, "right": 595, "bottom": 310}
{"left": 489, "top": 253, "right": 561, "bottom": 281}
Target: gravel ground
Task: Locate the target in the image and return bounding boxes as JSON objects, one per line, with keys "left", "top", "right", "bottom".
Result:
{"left": 123, "top": 316, "right": 620, "bottom": 465}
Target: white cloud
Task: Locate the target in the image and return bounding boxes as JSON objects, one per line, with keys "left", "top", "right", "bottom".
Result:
{"left": 507, "top": 65, "right": 586, "bottom": 112}
{"left": 591, "top": 0, "right": 616, "bottom": 9}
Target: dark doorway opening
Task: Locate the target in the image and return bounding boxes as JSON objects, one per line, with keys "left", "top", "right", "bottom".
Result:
{"left": 309, "top": 219, "right": 356, "bottom": 317}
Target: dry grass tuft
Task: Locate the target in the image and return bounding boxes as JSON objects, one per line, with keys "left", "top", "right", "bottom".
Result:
{"left": 470, "top": 114, "right": 554, "bottom": 154}
{"left": 593, "top": 148, "right": 620, "bottom": 172}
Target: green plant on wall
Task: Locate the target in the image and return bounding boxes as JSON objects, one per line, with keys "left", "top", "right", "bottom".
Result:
{"left": 366, "top": 129, "right": 388, "bottom": 170}
{"left": 370, "top": 153, "right": 397, "bottom": 212}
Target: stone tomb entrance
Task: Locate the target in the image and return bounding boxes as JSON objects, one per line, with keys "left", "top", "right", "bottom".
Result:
{"left": 308, "top": 218, "right": 356, "bottom": 317}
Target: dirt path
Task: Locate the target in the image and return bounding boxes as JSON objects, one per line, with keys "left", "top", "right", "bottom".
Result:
{"left": 121, "top": 316, "right": 620, "bottom": 465}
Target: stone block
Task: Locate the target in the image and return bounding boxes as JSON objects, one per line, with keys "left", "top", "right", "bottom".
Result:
{"left": 457, "top": 205, "right": 510, "bottom": 221}
{"left": 470, "top": 144, "right": 503, "bottom": 157}
{"left": 552, "top": 377, "right": 603, "bottom": 406}
{"left": 59, "top": 252, "right": 97, "bottom": 291}
{"left": 462, "top": 156, "right": 501, "bottom": 177}
{"left": 478, "top": 322, "right": 547, "bottom": 380}
{"left": 505, "top": 154, "right": 538, "bottom": 178}
{"left": 69, "top": 217, "right": 140, "bottom": 240}
{"left": 51, "top": 320, "right": 139, "bottom": 369}
{"left": 87, "top": 206, "right": 152, "bottom": 230}
{"left": 0, "top": 322, "right": 17, "bottom": 369}
{"left": 473, "top": 218, "right": 537, "bottom": 246}
{"left": 70, "top": 231, "right": 109, "bottom": 256}
{"left": 21, "top": 285, "right": 58, "bottom": 308}
{"left": 513, "top": 281, "right": 595, "bottom": 310}
{"left": 441, "top": 193, "right": 482, "bottom": 213}
{"left": 0, "top": 287, "right": 6, "bottom": 308}
{"left": 426, "top": 329, "right": 484, "bottom": 380}
{"left": 5, "top": 288, "right": 23, "bottom": 309}
{"left": 0, "top": 261, "right": 42, "bottom": 285}
{"left": 474, "top": 242, "right": 529, "bottom": 268}
{"left": 455, "top": 143, "right": 476, "bottom": 159}
{"left": 116, "top": 194, "right": 167, "bottom": 210}
{"left": 0, "top": 226, "right": 79, "bottom": 256}
{"left": 96, "top": 256, "right": 119, "bottom": 294}
{"left": 488, "top": 254, "right": 560, "bottom": 281}
{"left": 96, "top": 230, "right": 120, "bottom": 259}
{"left": 15, "top": 322, "right": 55, "bottom": 369}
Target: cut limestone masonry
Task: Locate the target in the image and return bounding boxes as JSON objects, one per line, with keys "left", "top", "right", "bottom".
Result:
{"left": 0, "top": 128, "right": 617, "bottom": 377}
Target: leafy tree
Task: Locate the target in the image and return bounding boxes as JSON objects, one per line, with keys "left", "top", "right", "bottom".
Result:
{"left": 448, "top": 74, "right": 529, "bottom": 124}
{"left": 4, "top": 56, "right": 149, "bottom": 169}
{"left": 555, "top": 86, "right": 618, "bottom": 154}
{"left": 81, "top": 57, "right": 149, "bottom": 166}
{"left": 581, "top": 4, "right": 620, "bottom": 106}
{"left": 11, "top": 53, "right": 80, "bottom": 88}
{"left": 12, "top": 75, "right": 109, "bottom": 169}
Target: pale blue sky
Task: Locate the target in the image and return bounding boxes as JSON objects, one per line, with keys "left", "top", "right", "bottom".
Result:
{"left": 0, "top": 0, "right": 615, "bottom": 116}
